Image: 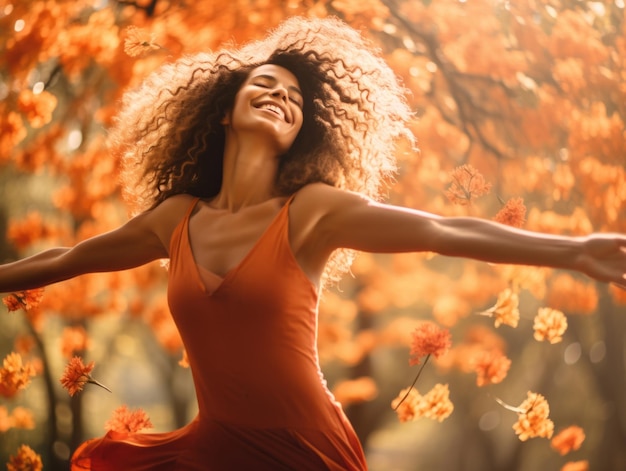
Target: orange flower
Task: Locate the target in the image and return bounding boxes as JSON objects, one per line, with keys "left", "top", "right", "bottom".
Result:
{"left": 445, "top": 164, "right": 492, "bottom": 206}
{"left": 512, "top": 392, "right": 554, "bottom": 441}
{"left": 0, "top": 352, "right": 37, "bottom": 398}
{"left": 179, "top": 349, "right": 190, "bottom": 368}
{"left": 391, "top": 387, "right": 421, "bottom": 422}
{"left": 60, "top": 356, "right": 110, "bottom": 396}
{"left": 9, "top": 407, "right": 35, "bottom": 430}
{"left": 105, "top": 405, "right": 153, "bottom": 433}
{"left": 2, "top": 288, "right": 45, "bottom": 312}
{"left": 409, "top": 322, "right": 451, "bottom": 366}
{"left": 394, "top": 322, "right": 451, "bottom": 411}
{"left": 473, "top": 350, "right": 511, "bottom": 387}
{"left": 551, "top": 425, "right": 585, "bottom": 455}
{"left": 547, "top": 273, "right": 598, "bottom": 315}
{"left": 533, "top": 307, "right": 568, "bottom": 344}
{"left": 561, "top": 461, "right": 589, "bottom": 471}
{"left": 17, "top": 89, "right": 58, "bottom": 129}
{"left": 60, "top": 326, "right": 92, "bottom": 359}
{"left": 2, "top": 294, "right": 22, "bottom": 312}
{"left": 7, "top": 211, "right": 56, "bottom": 251}
{"left": 124, "top": 26, "right": 161, "bottom": 57}
{"left": 493, "top": 197, "right": 527, "bottom": 228}
{"left": 332, "top": 377, "right": 378, "bottom": 406}
{"left": 7, "top": 444, "right": 43, "bottom": 471}
{"left": 416, "top": 383, "right": 454, "bottom": 422}
{"left": 0, "top": 111, "right": 27, "bottom": 157}
{"left": 480, "top": 288, "right": 520, "bottom": 328}
{"left": 391, "top": 383, "right": 454, "bottom": 423}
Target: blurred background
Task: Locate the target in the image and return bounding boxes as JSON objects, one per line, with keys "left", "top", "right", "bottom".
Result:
{"left": 1, "top": 0, "right": 625, "bottom": 469}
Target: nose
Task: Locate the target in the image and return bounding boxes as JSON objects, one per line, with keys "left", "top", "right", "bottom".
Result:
{"left": 270, "top": 86, "right": 288, "bottom": 102}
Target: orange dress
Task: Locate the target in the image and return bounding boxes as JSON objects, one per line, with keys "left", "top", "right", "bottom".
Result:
{"left": 71, "top": 197, "right": 367, "bottom": 470}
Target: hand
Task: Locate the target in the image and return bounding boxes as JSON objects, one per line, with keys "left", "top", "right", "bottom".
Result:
{"left": 578, "top": 234, "right": 626, "bottom": 289}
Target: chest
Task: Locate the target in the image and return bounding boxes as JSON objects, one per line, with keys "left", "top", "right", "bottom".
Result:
{"left": 187, "top": 202, "right": 282, "bottom": 278}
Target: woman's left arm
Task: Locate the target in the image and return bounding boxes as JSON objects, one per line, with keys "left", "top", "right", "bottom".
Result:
{"left": 302, "top": 184, "right": 626, "bottom": 288}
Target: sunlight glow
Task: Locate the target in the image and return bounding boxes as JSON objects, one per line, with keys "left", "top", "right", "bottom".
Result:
{"left": 589, "top": 2, "right": 606, "bottom": 16}
{"left": 545, "top": 5, "right": 557, "bottom": 18}
{"left": 68, "top": 129, "right": 83, "bottom": 150}
{"left": 14, "top": 18, "right": 24, "bottom": 32}
{"left": 478, "top": 411, "right": 500, "bottom": 431}
{"left": 564, "top": 342, "right": 582, "bottom": 365}
{"left": 589, "top": 341, "right": 606, "bottom": 363}
{"left": 32, "top": 81, "right": 45, "bottom": 95}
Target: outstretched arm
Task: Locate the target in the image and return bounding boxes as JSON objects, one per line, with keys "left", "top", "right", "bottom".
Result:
{"left": 0, "top": 205, "right": 172, "bottom": 293}
{"left": 295, "top": 184, "right": 626, "bottom": 289}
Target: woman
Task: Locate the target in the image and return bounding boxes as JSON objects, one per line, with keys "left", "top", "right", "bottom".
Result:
{"left": 1, "top": 16, "right": 625, "bottom": 471}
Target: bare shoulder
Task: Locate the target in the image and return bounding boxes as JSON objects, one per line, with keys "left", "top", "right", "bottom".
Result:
{"left": 287, "top": 183, "right": 374, "bottom": 257}
{"left": 290, "top": 183, "right": 372, "bottom": 218}
{"left": 140, "top": 194, "right": 198, "bottom": 253}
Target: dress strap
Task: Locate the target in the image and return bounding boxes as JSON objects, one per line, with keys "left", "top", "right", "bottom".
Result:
{"left": 183, "top": 197, "right": 201, "bottom": 222}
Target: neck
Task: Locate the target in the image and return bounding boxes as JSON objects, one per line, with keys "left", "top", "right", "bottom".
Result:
{"left": 211, "top": 132, "right": 281, "bottom": 212}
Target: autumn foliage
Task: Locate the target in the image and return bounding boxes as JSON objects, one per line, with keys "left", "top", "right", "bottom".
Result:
{"left": 1, "top": 0, "right": 625, "bottom": 470}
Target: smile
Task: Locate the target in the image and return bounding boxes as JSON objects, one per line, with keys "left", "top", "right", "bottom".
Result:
{"left": 256, "top": 103, "right": 287, "bottom": 122}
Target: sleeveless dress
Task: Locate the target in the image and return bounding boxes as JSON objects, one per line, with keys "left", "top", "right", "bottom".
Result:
{"left": 71, "top": 197, "right": 367, "bottom": 470}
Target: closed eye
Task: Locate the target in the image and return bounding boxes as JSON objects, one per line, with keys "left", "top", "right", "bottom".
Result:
{"left": 289, "top": 97, "right": 303, "bottom": 108}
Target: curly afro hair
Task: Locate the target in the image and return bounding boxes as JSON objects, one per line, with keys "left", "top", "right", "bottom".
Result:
{"left": 110, "top": 16, "right": 415, "bottom": 284}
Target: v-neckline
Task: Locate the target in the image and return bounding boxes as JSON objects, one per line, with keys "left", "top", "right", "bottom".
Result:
{"left": 186, "top": 198, "right": 290, "bottom": 295}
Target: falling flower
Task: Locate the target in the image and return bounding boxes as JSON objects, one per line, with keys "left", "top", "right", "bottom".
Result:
{"left": 479, "top": 288, "right": 520, "bottom": 328}
{"left": 2, "top": 288, "right": 45, "bottom": 312}
{"left": 473, "top": 350, "right": 511, "bottom": 387}
{"left": 391, "top": 383, "right": 454, "bottom": 423}
{"left": 511, "top": 392, "right": 554, "bottom": 441}
{"left": 124, "top": 26, "right": 161, "bottom": 57}
{"left": 493, "top": 197, "right": 527, "bottom": 228}
{"left": 409, "top": 322, "right": 452, "bottom": 366}
{"left": 60, "top": 356, "right": 110, "bottom": 396}
{"left": 415, "top": 383, "right": 454, "bottom": 422}
{"left": 105, "top": 405, "right": 153, "bottom": 433}
{"left": 561, "top": 461, "right": 589, "bottom": 471}
{"left": 391, "top": 387, "right": 422, "bottom": 422}
{"left": 394, "top": 322, "right": 451, "bottom": 411}
{"left": 7, "top": 444, "right": 43, "bottom": 471}
{"left": 551, "top": 425, "right": 585, "bottom": 455}
{"left": 445, "top": 164, "right": 492, "bottom": 206}
{"left": 0, "top": 352, "right": 37, "bottom": 398}
{"left": 60, "top": 326, "right": 92, "bottom": 359}
{"left": 533, "top": 307, "right": 568, "bottom": 344}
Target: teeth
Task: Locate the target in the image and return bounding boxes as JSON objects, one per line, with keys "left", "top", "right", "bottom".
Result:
{"left": 259, "top": 103, "right": 285, "bottom": 120}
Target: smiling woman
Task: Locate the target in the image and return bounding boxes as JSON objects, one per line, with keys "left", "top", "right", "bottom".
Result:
{"left": 64, "top": 16, "right": 415, "bottom": 470}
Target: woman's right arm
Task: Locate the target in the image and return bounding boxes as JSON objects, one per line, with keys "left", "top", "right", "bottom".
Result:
{"left": 0, "top": 196, "right": 190, "bottom": 293}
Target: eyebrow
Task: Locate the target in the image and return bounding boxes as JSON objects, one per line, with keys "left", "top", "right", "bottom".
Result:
{"left": 253, "top": 74, "right": 303, "bottom": 97}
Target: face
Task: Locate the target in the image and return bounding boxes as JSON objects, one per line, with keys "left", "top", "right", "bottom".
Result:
{"left": 223, "top": 64, "right": 304, "bottom": 154}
